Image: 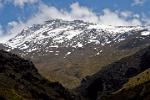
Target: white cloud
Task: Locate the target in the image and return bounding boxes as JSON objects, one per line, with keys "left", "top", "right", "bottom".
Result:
{"left": 99, "top": 9, "right": 141, "bottom": 26}
{"left": 7, "top": 0, "right": 39, "bottom": 7}
{"left": 0, "top": 2, "right": 143, "bottom": 43}
{"left": 132, "top": 0, "right": 145, "bottom": 6}
{"left": 120, "top": 11, "right": 133, "bottom": 18}
{"left": 70, "top": 3, "right": 99, "bottom": 23}
{"left": 36, "top": 2, "right": 99, "bottom": 23}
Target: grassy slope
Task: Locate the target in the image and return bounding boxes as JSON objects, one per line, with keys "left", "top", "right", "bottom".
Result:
{"left": 0, "top": 50, "right": 74, "bottom": 100}
{"left": 102, "top": 68, "right": 150, "bottom": 100}
{"left": 36, "top": 47, "right": 142, "bottom": 89}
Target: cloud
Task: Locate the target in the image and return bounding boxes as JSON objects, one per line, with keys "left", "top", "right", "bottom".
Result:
{"left": 70, "top": 3, "right": 99, "bottom": 23}
{"left": 99, "top": 9, "right": 141, "bottom": 26}
{"left": 35, "top": 2, "right": 99, "bottom": 23}
{"left": 34, "top": 2, "right": 142, "bottom": 25}
{"left": 0, "top": 2, "right": 143, "bottom": 43}
{"left": 132, "top": 0, "right": 145, "bottom": 6}
{"left": 7, "top": 0, "right": 39, "bottom": 7}
{"left": 120, "top": 11, "right": 133, "bottom": 18}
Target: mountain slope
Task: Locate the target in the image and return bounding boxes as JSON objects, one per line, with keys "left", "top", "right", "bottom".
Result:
{"left": 0, "top": 50, "right": 74, "bottom": 100}
{"left": 1, "top": 19, "right": 150, "bottom": 88}
{"left": 78, "top": 45, "right": 150, "bottom": 100}
{"left": 101, "top": 68, "right": 150, "bottom": 100}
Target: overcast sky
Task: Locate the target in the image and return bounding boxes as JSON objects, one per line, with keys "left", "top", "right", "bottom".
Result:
{"left": 0, "top": 0, "right": 150, "bottom": 42}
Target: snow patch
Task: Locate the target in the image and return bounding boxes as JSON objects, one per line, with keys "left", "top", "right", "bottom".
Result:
{"left": 141, "top": 31, "right": 150, "bottom": 36}
{"left": 77, "top": 42, "right": 83, "bottom": 47}
{"left": 64, "top": 52, "right": 72, "bottom": 57}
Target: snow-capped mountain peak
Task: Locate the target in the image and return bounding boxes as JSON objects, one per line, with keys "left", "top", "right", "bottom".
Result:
{"left": 4, "top": 19, "right": 150, "bottom": 54}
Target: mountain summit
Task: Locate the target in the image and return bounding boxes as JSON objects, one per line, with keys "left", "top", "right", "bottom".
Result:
{"left": 4, "top": 19, "right": 150, "bottom": 53}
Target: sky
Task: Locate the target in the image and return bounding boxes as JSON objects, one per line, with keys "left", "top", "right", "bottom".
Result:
{"left": 0, "top": 0, "right": 150, "bottom": 42}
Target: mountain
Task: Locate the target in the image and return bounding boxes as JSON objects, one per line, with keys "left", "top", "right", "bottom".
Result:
{"left": 77, "top": 45, "right": 150, "bottom": 100}
{"left": 0, "top": 23, "right": 150, "bottom": 100}
{"left": 0, "top": 50, "right": 74, "bottom": 100}
{"left": 1, "top": 19, "right": 150, "bottom": 88}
